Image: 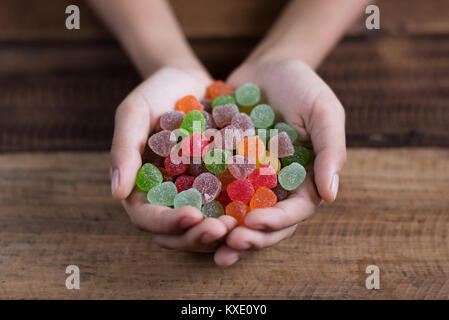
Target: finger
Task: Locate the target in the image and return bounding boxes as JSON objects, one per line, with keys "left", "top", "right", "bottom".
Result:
{"left": 123, "top": 190, "right": 203, "bottom": 234}
{"left": 308, "top": 89, "right": 346, "bottom": 202}
{"left": 111, "top": 93, "right": 152, "bottom": 200}
{"left": 217, "top": 215, "right": 239, "bottom": 232}
{"left": 214, "top": 244, "right": 247, "bottom": 267}
{"left": 152, "top": 217, "right": 228, "bottom": 252}
{"left": 244, "top": 177, "right": 319, "bottom": 231}
{"left": 226, "top": 224, "right": 298, "bottom": 251}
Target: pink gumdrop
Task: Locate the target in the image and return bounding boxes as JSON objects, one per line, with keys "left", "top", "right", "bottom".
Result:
{"left": 148, "top": 130, "right": 177, "bottom": 157}
{"left": 192, "top": 172, "right": 222, "bottom": 204}
{"left": 227, "top": 155, "right": 256, "bottom": 179}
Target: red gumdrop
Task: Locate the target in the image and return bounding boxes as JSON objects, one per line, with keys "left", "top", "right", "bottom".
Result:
{"left": 227, "top": 179, "right": 255, "bottom": 204}
{"left": 164, "top": 154, "right": 188, "bottom": 176}
{"left": 175, "top": 175, "right": 195, "bottom": 193}
{"left": 216, "top": 191, "right": 232, "bottom": 208}
{"left": 181, "top": 133, "right": 209, "bottom": 158}
{"left": 248, "top": 164, "right": 277, "bottom": 189}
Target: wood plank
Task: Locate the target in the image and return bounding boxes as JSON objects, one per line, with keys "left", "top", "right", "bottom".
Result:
{"left": 0, "top": 149, "right": 448, "bottom": 299}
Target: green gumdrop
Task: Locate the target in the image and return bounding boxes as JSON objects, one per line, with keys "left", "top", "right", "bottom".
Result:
{"left": 172, "top": 128, "right": 190, "bottom": 143}
{"left": 136, "top": 163, "right": 163, "bottom": 192}
{"left": 278, "top": 163, "right": 306, "bottom": 191}
{"left": 180, "top": 110, "right": 206, "bottom": 134}
{"left": 174, "top": 188, "right": 203, "bottom": 210}
{"left": 281, "top": 145, "right": 310, "bottom": 167}
{"left": 212, "top": 95, "right": 236, "bottom": 108}
{"left": 203, "top": 148, "right": 230, "bottom": 174}
{"left": 250, "top": 104, "right": 275, "bottom": 129}
{"left": 274, "top": 122, "right": 298, "bottom": 142}
{"left": 147, "top": 182, "right": 178, "bottom": 206}
{"left": 235, "top": 83, "right": 261, "bottom": 107}
{"left": 201, "top": 200, "right": 225, "bottom": 218}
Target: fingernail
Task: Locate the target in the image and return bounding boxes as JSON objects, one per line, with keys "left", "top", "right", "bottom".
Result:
{"left": 111, "top": 169, "right": 119, "bottom": 196}
{"left": 179, "top": 217, "right": 197, "bottom": 229}
{"left": 200, "top": 233, "right": 215, "bottom": 244}
{"left": 228, "top": 253, "right": 240, "bottom": 266}
{"left": 330, "top": 174, "right": 339, "bottom": 200}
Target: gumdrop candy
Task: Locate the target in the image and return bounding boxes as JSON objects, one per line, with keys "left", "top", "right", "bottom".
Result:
{"left": 136, "top": 163, "right": 163, "bottom": 192}
{"left": 268, "top": 131, "right": 294, "bottom": 158}
{"left": 180, "top": 110, "right": 206, "bottom": 134}
{"left": 257, "top": 151, "right": 281, "bottom": 174}
{"left": 216, "top": 190, "right": 232, "bottom": 208}
{"left": 239, "top": 105, "right": 256, "bottom": 115}
{"left": 255, "top": 128, "right": 270, "bottom": 146}
{"left": 142, "top": 145, "right": 165, "bottom": 167}
{"left": 249, "top": 187, "right": 277, "bottom": 210}
{"left": 200, "top": 98, "right": 213, "bottom": 112}
{"left": 212, "top": 104, "right": 239, "bottom": 128}
{"left": 250, "top": 104, "right": 275, "bottom": 129}
{"left": 281, "top": 145, "right": 311, "bottom": 167}
{"left": 227, "top": 179, "right": 255, "bottom": 204}
{"left": 175, "top": 174, "right": 195, "bottom": 193}
{"left": 175, "top": 95, "right": 204, "bottom": 114}
{"left": 212, "top": 95, "right": 236, "bottom": 108}
{"left": 278, "top": 162, "right": 306, "bottom": 191}
{"left": 148, "top": 130, "right": 177, "bottom": 157}
{"left": 274, "top": 122, "right": 298, "bottom": 142}
{"left": 216, "top": 170, "right": 236, "bottom": 192}
{"left": 164, "top": 154, "right": 188, "bottom": 176}
{"left": 180, "top": 133, "right": 209, "bottom": 158}
{"left": 237, "top": 136, "right": 266, "bottom": 162}
{"left": 172, "top": 128, "right": 190, "bottom": 145}
{"left": 235, "top": 83, "right": 261, "bottom": 107}
{"left": 225, "top": 201, "right": 249, "bottom": 226}
{"left": 158, "top": 167, "right": 174, "bottom": 182}
{"left": 147, "top": 182, "right": 178, "bottom": 207}
{"left": 201, "top": 110, "right": 216, "bottom": 129}
{"left": 227, "top": 155, "right": 256, "bottom": 179}
{"left": 188, "top": 162, "right": 208, "bottom": 177}
{"left": 203, "top": 148, "right": 230, "bottom": 174}
{"left": 206, "top": 80, "right": 233, "bottom": 100}
{"left": 271, "top": 183, "right": 288, "bottom": 201}
{"left": 231, "top": 113, "right": 255, "bottom": 136}
{"left": 192, "top": 172, "right": 222, "bottom": 204}
{"left": 160, "top": 111, "right": 185, "bottom": 131}
{"left": 202, "top": 200, "right": 225, "bottom": 219}
{"left": 216, "top": 125, "right": 243, "bottom": 150}
{"left": 248, "top": 164, "right": 277, "bottom": 189}
{"left": 174, "top": 188, "right": 202, "bottom": 210}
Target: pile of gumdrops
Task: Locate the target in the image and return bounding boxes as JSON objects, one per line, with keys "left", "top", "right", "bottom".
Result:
{"left": 136, "top": 81, "right": 310, "bottom": 225}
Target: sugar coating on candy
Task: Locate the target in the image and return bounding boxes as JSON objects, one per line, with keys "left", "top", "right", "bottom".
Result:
{"left": 212, "top": 104, "right": 239, "bottom": 128}
{"left": 274, "top": 122, "right": 298, "bottom": 142}
{"left": 202, "top": 200, "right": 225, "bottom": 218}
{"left": 216, "top": 170, "right": 236, "bottom": 192}
{"left": 248, "top": 164, "right": 277, "bottom": 189}
{"left": 175, "top": 95, "right": 204, "bottom": 114}
{"left": 227, "top": 179, "right": 255, "bottom": 204}
{"left": 250, "top": 187, "right": 277, "bottom": 210}
{"left": 225, "top": 201, "right": 249, "bottom": 226}
{"left": 158, "top": 167, "right": 174, "bottom": 182}
{"left": 227, "top": 155, "right": 256, "bottom": 179}
{"left": 175, "top": 175, "right": 195, "bottom": 193}
{"left": 257, "top": 151, "right": 281, "bottom": 174}
{"left": 231, "top": 113, "right": 255, "bottom": 136}
{"left": 180, "top": 133, "right": 209, "bottom": 158}
{"left": 147, "top": 182, "right": 178, "bottom": 206}
{"left": 193, "top": 172, "right": 222, "bottom": 204}
{"left": 216, "top": 125, "right": 243, "bottom": 150}
{"left": 235, "top": 83, "right": 261, "bottom": 107}
{"left": 281, "top": 145, "right": 311, "bottom": 167}
{"left": 212, "top": 95, "right": 236, "bottom": 108}
{"left": 255, "top": 128, "right": 270, "bottom": 147}
{"left": 203, "top": 148, "right": 230, "bottom": 174}
{"left": 237, "top": 136, "right": 266, "bottom": 162}
{"left": 142, "top": 145, "right": 165, "bottom": 167}
{"left": 200, "top": 98, "right": 213, "bottom": 112}
{"left": 216, "top": 190, "right": 232, "bottom": 208}
{"left": 278, "top": 162, "right": 307, "bottom": 191}
{"left": 206, "top": 81, "right": 233, "bottom": 100}
{"left": 269, "top": 131, "right": 295, "bottom": 158}
{"left": 136, "top": 163, "right": 163, "bottom": 192}
{"left": 164, "top": 154, "right": 188, "bottom": 176}
{"left": 172, "top": 128, "right": 190, "bottom": 145}
{"left": 148, "top": 130, "right": 177, "bottom": 157}
{"left": 271, "top": 183, "right": 288, "bottom": 201}
{"left": 174, "top": 188, "right": 203, "bottom": 210}
{"left": 201, "top": 111, "right": 216, "bottom": 129}
{"left": 250, "top": 104, "right": 275, "bottom": 129}
{"left": 180, "top": 110, "right": 206, "bottom": 134}
{"left": 187, "top": 162, "right": 208, "bottom": 177}
{"left": 160, "top": 111, "right": 185, "bottom": 131}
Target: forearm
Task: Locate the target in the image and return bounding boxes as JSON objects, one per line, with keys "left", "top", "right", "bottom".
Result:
{"left": 89, "top": 0, "right": 206, "bottom": 78}
{"left": 245, "top": 0, "right": 372, "bottom": 69}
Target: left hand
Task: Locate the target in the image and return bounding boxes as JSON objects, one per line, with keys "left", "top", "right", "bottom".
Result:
{"left": 214, "top": 59, "right": 347, "bottom": 266}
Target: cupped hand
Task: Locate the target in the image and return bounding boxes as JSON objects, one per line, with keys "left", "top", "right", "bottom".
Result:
{"left": 214, "top": 59, "right": 347, "bottom": 266}
{"left": 111, "top": 67, "right": 234, "bottom": 252}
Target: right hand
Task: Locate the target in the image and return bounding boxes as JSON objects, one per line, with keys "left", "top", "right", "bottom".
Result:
{"left": 110, "top": 67, "right": 238, "bottom": 252}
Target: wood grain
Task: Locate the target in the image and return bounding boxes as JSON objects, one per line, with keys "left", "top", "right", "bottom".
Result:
{"left": 0, "top": 149, "right": 448, "bottom": 299}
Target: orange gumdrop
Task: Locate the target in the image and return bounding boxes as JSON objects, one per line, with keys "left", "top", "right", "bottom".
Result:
{"left": 257, "top": 151, "right": 281, "bottom": 174}
{"left": 175, "top": 95, "right": 204, "bottom": 114}
{"left": 206, "top": 81, "right": 234, "bottom": 100}
{"left": 237, "top": 136, "right": 266, "bottom": 162}
{"left": 216, "top": 170, "right": 236, "bottom": 192}
{"left": 250, "top": 187, "right": 277, "bottom": 210}
{"left": 225, "top": 201, "right": 250, "bottom": 226}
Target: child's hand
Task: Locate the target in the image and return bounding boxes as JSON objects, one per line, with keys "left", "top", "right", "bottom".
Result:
{"left": 111, "top": 67, "right": 236, "bottom": 252}
{"left": 214, "top": 59, "right": 346, "bottom": 266}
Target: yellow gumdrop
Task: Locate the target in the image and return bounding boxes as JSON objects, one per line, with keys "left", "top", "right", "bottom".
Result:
{"left": 257, "top": 151, "right": 281, "bottom": 174}
{"left": 237, "top": 136, "right": 266, "bottom": 162}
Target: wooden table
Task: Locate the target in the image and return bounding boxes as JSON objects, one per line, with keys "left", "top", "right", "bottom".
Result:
{"left": 1, "top": 148, "right": 447, "bottom": 299}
